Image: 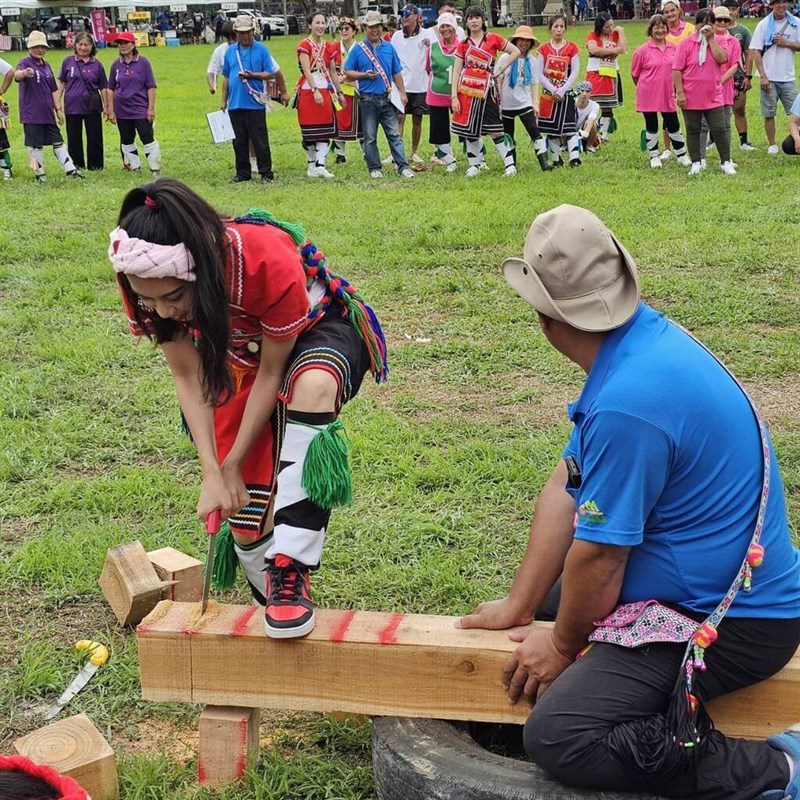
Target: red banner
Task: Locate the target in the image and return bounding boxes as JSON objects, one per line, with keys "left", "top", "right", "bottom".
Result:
{"left": 90, "top": 9, "right": 108, "bottom": 43}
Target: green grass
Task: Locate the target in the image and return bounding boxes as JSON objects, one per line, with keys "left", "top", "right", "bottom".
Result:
{"left": 1, "top": 23, "right": 800, "bottom": 798}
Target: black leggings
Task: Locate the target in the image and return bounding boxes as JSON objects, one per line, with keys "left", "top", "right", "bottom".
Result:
{"left": 642, "top": 110, "right": 680, "bottom": 134}
{"left": 501, "top": 106, "right": 541, "bottom": 144}
{"left": 117, "top": 117, "right": 155, "bottom": 146}
{"left": 428, "top": 104, "right": 452, "bottom": 146}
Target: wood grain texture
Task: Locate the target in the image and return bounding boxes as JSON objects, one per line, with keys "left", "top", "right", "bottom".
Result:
{"left": 136, "top": 601, "right": 800, "bottom": 737}
{"left": 197, "top": 706, "right": 259, "bottom": 787}
{"left": 13, "top": 714, "right": 119, "bottom": 800}
{"left": 147, "top": 547, "right": 203, "bottom": 602}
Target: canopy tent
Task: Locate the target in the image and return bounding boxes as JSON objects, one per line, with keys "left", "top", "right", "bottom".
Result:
{"left": 1, "top": 0, "right": 236, "bottom": 8}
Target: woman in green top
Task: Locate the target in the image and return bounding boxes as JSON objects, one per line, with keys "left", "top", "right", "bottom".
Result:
{"left": 425, "top": 12, "right": 460, "bottom": 172}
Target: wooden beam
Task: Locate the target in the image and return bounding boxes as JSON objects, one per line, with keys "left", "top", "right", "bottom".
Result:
{"left": 198, "top": 706, "right": 259, "bottom": 787}
{"left": 136, "top": 601, "right": 800, "bottom": 738}
{"left": 13, "top": 714, "right": 118, "bottom": 800}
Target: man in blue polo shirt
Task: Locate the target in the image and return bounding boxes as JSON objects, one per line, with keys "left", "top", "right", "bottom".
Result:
{"left": 221, "top": 14, "right": 288, "bottom": 183}
{"left": 459, "top": 205, "right": 800, "bottom": 800}
{"left": 343, "top": 10, "right": 414, "bottom": 179}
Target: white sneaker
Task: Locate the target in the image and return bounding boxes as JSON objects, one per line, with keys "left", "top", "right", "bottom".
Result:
{"left": 381, "top": 155, "right": 394, "bottom": 165}
{"left": 316, "top": 166, "right": 334, "bottom": 179}
{"left": 660, "top": 149, "right": 672, "bottom": 162}
{"left": 768, "top": 144, "right": 780, "bottom": 155}
{"left": 649, "top": 155, "right": 663, "bottom": 169}
{"left": 411, "top": 152, "right": 425, "bottom": 164}
{"left": 689, "top": 162, "right": 703, "bottom": 176}
{"left": 739, "top": 142, "right": 756, "bottom": 151}
{"left": 504, "top": 165, "right": 517, "bottom": 176}
{"left": 478, "top": 161, "right": 489, "bottom": 171}
{"left": 370, "top": 170, "right": 383, "bottom": 179}
{"left": 399, "top": 167, "right": 415, "bottom": 179}
{"left": 677, "top": 155, "right": 692, "bottom": 167}
{"left": 720, "top": 160, "right": 737, "bottom": 175}
{"left": 700, "top": 159, "right": 707, "bottom": 170}
{"left": 445, "top": 161, "right": 458, "bottom": 173}
{"left": 250, "top": 157, "right": 259, "bottom": 173}
{"left": 465, "top": 165, "right": 480, "bottom": 177}
{"left": 307, "top": 165, "right": 321, "bottom": 178}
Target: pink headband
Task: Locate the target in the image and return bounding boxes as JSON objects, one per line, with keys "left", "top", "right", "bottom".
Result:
{"left": 108, "top": 227, "right": 196, "bottom": 282}
{"left": 0, "top": 754, "right": 89, "bottom": 800}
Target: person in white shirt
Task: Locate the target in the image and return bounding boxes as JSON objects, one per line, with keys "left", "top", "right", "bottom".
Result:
{"left": 391, "top": 3, "right": 433, "bottom": 165}
{"left": 575, "top": 79, "right": 601, "bottom": 153}
{"left": 0, "top": 56, "right": 14, "bottom": 179}
{"left": 207, "top": 20, "right": 235, "bottom": 94}
{"left": 497, "top": 26, "right": 553, "bottom": 171}
{"left": 749, "top": 0, "right": 800, "bottom": 153}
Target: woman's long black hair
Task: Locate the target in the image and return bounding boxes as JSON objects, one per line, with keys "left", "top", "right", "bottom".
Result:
{"left": 594, "top": 12, "right": 612, "bottom": 36}
{"left": 0, "top": 772, "right": 60, "bottom": 799}
{"left": 116, "top": 178, "right": 233, "bottom": 406}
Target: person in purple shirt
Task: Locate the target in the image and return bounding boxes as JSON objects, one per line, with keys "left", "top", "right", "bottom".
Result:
{"left": 107, "top": 31, "right": 160, "bottom": 175}
{"left": 57, "top": 32, "right": 108, "bottom": 171}
{"left": 14, "top": 30, "right": 82, "bottom": 183}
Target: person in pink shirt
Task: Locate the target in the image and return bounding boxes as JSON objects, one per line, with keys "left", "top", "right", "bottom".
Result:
{"left": 672, "top": 8, "right": 736, "bottom": 175}
{"left": 698, "top": 3, "right": 741, "bottom": 160}
{"left": 631, "top": 13, "right": 691, "bottom": 168}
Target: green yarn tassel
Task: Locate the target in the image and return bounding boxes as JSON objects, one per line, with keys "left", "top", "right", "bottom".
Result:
{"left": 212, "top": 520, "right": 238, "bottom": 590}
{"left": 301, "top": 421, "right": 353, "bottom": 509}
{"left": 608, "top": 115, "right": 618, "bottom": 135}
{"left": 640, "top": 129, "right": 647, "bottom": 152}
{"left": 245, "top": 208, "right": 307, "bottom": 246}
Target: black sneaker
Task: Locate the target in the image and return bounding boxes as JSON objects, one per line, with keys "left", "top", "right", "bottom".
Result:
{"left": 260, "top": 173, "right": 274, "bottom": 183}
{"left": 264, "top": 555, "right": 315, "bottom": 639}
{"left": 335, "top": 154, "right": 346, "bottom": 164}
{"left": 230, "top": 175, "right": 251, "bottom": 183}
{"left": 34, "top": 173, "right": 47, "bottom": 184}
{"left": 569, "top": 159, "right": 582, "bottom": 168}
{"left": 67, "top": 170, "right": 85, "bottom": 180}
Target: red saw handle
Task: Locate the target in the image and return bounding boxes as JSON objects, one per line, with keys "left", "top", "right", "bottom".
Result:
{"left": 206, "top": 509, "right": 221, "bottom": 535}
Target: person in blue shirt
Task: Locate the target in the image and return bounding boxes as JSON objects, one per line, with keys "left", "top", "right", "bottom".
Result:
{"left": 221, "top": 15, "right": 288, "bottom": 183}
{"left": 459, "top": 204, "right": 800, "bottom": 800}
{"left": 343, "top": 10, "right": 415, "bottom": 179}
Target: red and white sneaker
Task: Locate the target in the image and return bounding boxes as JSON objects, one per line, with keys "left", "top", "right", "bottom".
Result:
{"left": 264, "top": 555, "right": 315, "bottom": 638}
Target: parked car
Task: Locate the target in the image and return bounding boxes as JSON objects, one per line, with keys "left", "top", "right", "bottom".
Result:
{"left": 260, "top": 15, "right": 286, "bottom": 34}
{"left": 358, "top": 4, "right": 396, "bottom": 25}
{"left": 43, "top": 15, "right": 89, "bottom": 44}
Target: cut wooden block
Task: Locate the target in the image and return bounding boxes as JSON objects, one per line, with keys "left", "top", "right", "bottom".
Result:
{"left": 147, "top": 547, "right": 203, "bottom": 602}
{"left": 12, "top": 713, "right": 118, "bottom": 800}
{"left": 197, "top": 705, "right": 259, "bottom": 787}
{"left": 98, "top": 541, "right": 173, "bottom": 627}
{"left": 137, "top": 600, "right": 800, "bottom": 739}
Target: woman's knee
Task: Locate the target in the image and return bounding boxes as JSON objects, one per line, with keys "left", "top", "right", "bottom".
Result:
{"left": 287, "top": 369, "right": 339, "bottom": 412}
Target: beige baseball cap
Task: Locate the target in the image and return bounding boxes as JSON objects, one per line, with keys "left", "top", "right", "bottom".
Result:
{"left": 501, "top": 205, "right": 640, "bottom": 333}
{"left": 712, "top": 5, "right": 731, "bottom": 18}
{"left": 363, "top": 10, "right": 383, "bottom": 26}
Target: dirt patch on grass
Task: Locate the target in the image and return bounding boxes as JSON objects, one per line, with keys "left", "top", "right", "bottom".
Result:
{"left": 745, "top": 377, "right": 800, "bottom": 435}
{"left": 115, "top": 716, "right": 200, "bottom": 764}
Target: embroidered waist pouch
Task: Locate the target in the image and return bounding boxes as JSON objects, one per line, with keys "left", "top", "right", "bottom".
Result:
{"left": 589, "top": 600, "right": 699, "bottom": 648}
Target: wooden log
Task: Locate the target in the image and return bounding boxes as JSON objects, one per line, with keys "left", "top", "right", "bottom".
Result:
{"left": 197, "top": 705, "right": 259, "bottom": 787}
{"left": 12, "top": 713, "right": 118, "bottom": 800}
{"left": 98, "top": 541, "right": 174, "bottom": 627}
{"left": 137, "top": 601, "right": 800, "bottom": 739}
{"left": 147, "top": 547, "right": 203, "bottom": 602}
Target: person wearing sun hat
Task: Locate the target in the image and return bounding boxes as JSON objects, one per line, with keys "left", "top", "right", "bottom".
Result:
{"left": 496, "top": 25, "right": 552, "bottom": 172}
{"left": 14, "top": 30, "right": 82, "bottom": 183}
{"left": 459, "top": 205, "right": 800, "bottom": 799}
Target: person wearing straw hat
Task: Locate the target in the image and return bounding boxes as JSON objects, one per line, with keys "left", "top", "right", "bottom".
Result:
{"left": 496, "top": 25, "right": 552, "bottom": 172}
{"left": 14, "top": 30, "right": 83, "bottom": 183}
{"left": 459, "top": 204, "right": 800, "bottom": 799}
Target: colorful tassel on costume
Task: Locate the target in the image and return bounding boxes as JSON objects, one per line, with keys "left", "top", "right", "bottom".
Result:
{"left": 233, "top": 209, "right": 389, "bottom": 384}
{"left": 301, "top": 420, "right": 353, "bottom": 508}
{"left": 211, "top": 520, "right": 239, "bottom": 589}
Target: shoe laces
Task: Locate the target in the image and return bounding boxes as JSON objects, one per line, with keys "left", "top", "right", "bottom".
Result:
{"left": 267, "top": 556, "right": 308, "bottom": 605}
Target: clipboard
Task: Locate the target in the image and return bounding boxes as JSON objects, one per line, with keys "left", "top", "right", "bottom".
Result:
{"left": 206, "top": 109, "right": 236, "bottom": 144}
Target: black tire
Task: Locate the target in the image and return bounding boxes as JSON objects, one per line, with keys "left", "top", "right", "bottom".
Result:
{"left": 372, "top": 717, "right": 655, "bottom": 800}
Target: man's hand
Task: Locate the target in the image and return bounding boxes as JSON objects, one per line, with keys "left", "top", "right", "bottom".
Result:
{"left": 760, "top": 75, "right": 770, "bottom": 90}
{"left": 502, "top": 626, "right": 573, "bottom": 706}
{"left": 400, "top": 91, "right": 408, "bottom": 107}
{"left": 457, "top": 596, "right": 533, "bottom": 630}
{"left": 774, "top": 33, "right": 792, "bottom": 48}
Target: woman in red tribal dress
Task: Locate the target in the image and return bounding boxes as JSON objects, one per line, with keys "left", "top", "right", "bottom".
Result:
{"left": 585, "top": 12, "right": 627, "bottom": 140}
{"left": 331, "top": 16, "right": 362, "bottom": 163}
{"left": 450, "top": 5, "right": 520, "bottom": 177}
{"left": 110, "top": 179, "right": 388, "bottom": 640}
{"left": 296, "top": 12, "right": 343, "bottom": 178}
{"left": 537, "top": 14, "right": 582, "bottom": 167}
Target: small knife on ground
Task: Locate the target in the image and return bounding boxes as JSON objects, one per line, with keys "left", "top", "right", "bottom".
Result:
{"left": 43, "top": 640, "right": 109, "bottom": 721}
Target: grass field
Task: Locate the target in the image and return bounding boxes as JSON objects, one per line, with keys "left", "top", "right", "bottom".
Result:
{"left": 1, "top": 22, "right": 800, "bottom": 799}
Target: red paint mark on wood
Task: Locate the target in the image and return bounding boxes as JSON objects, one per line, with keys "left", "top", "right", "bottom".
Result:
{"left": 378, "top": 613, "right": 404, "bottom": 645}
{"left": 236, "top": 718, "right": 248, "bottom": 777}
{"left": 329, "top": 609, "right": 356, "bottom": 643}
{"left": 136, "top": 625, "right": 151, "bottom": 634}
{"left": 197, "top": 762, "right": 207, "bottom": 784}
{"left": 232, "top": 606, "right": 258, "bottom": 636}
